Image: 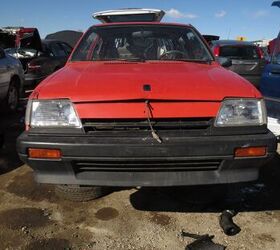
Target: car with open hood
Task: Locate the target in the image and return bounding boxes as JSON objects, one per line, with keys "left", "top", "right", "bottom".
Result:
{"left": 17, "top": 9, "right": 277, "bottom": 201}
{"left": 23, "top": 39, "right": 72, "bottom": 89}
{"left": 0, "top": 27, "right": 42, "bottom": 71}
{"left": 0, "top": 27, "right": 72, "bottom": 89}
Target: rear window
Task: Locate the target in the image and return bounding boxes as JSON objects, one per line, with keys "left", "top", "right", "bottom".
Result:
{"left": 102, "top": 14, "right": 156, "bottom": 23}
{"left": 220, "top": 46, "right": 259, "bottom": 60}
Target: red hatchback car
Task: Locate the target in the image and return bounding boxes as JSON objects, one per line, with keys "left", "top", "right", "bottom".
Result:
{"left": 17, "top": 9, "right": 276, "bottom": 201}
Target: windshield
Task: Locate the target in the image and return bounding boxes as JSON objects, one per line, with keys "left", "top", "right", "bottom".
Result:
{"left": 271, "top": 37, "right": 280, "bottom": 64}
{"left": 71, "top": 25, "right": 213, "bottom": 62}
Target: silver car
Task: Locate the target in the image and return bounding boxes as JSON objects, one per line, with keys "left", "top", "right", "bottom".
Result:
{"left": 0, "top": 47, "right": 24, "bottom": 112}
{"left": 210, "top": 40, "right": 266, "bottom": 88}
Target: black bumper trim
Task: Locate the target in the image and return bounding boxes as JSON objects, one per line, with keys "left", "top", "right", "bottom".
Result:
{"left": 17, "top": 131, "right": 277, "bottom": 186}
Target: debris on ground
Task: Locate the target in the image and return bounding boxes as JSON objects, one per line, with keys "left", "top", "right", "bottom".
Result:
{"left": 219, "top": 210, "right": 241, "bottom": 236}
{"left": 181, "top": 231, "right": 226, "bottom": 250}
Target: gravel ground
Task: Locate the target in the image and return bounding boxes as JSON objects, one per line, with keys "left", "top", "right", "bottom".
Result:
{"left": 0, "top": 110, "right": 280, "bottom": 250}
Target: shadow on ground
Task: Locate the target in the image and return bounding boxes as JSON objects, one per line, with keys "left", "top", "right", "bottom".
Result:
{"left": 130, "top": 155, "right": 280, "bottom": 213}
{"left": 0, "top": 107, "right": 25, "bottom": 175}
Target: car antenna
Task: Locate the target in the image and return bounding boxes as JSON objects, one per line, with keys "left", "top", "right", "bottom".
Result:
{"left": 145, "top": 100, "right": 162, "bottom": 143}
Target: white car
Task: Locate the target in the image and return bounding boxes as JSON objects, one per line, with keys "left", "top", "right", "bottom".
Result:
{"left": 0, "top": 47, "right": 24, "bottom": 112}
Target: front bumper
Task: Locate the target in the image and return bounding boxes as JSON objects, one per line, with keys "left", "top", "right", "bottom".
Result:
{"left": 17, "top": 131, "right": 277, "bottom": 187}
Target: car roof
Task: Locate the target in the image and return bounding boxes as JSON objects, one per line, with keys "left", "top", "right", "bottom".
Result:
{"left": 42, "top": 39, "right": 61, "bottom": 43}
{"left": 42, "top": 39, "right": 70, "bottom": 44}
{"left": 211, "top": 40, "right": 256, "bottom": 46}
{"left": 91, "top": 22, "right": 192, "bottom": 28}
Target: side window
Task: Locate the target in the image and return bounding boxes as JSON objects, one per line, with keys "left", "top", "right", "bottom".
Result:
{"left": 50, "top": 43, "right": 67, "bottom": 57}
{"left": 60, "top": 43, "right": 73, "bottom": 55}
{"left": 71, "top": 31, "right": 97, "bottom": 61}
{"left": 184, "top": 31, "right": 208, "bottom": 59}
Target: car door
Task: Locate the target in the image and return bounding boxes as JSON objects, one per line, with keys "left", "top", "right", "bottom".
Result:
{"left": 260, "top": 35, "right": 280, "bottom": 131}
{"left": 0, "top": 48, "right": 12, "bottom": 100}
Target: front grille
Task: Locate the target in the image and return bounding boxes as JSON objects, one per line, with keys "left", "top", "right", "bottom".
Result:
{"left": 73, "top": 159, "right": 221, "bottom": 173}
{"left": 82, "top": 118, "right": 213, "bottom": 136}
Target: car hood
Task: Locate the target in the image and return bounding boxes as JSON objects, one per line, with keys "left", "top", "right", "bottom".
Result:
{"left": 36, "top": 61, "right": 261, "bottom": 102}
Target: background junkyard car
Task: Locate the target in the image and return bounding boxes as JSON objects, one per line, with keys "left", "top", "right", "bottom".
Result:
{"left": 0, "top": 47, "right": 24, "bottom": 112}
{"left": 211, "top": 40, "right": 266, "bottom": 88}
{"left": 0, "top": 27, "right": 42, "bottom": 71}
{"left": 260, "top": 34, "right": 280, "bottom": 138}
{"left": 260, "top": 36, "right": 280, "bottom": 100}
{"left": 0, "top": 27, "right": 72, "bottom": 89}
{"left": 23, "top": 39, "right": 72, "bottom": 88}
{"left": 203, "top": 35, "right": 220, "bottom": 45}
{"left": 45, "top": 30, "right": 83, "bottom": 48}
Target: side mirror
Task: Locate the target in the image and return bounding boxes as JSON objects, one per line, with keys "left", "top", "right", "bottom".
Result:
{"left": 217, "top": 57, "right": 232, "bottom": 68}
{"left": 0, "top": 48, "right": 5, "bottom": 59}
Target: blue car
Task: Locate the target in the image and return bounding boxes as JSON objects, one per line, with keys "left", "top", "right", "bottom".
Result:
{"left": 260, "top": 33, "right": 280, "bottom": 138}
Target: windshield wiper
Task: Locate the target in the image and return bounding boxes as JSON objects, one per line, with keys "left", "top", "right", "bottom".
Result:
{"left": 169, "top": 59, "right": 213, "bottom": 64}
{"left": 122, "top": 58, "right": 146, "bottom": 62}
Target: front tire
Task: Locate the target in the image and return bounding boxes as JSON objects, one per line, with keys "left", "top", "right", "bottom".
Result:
{"left": 55, "top": 185, "right": 111, "bottom": 202}
{"left": 4, "top": 80, "right": 19, "bottom": 112}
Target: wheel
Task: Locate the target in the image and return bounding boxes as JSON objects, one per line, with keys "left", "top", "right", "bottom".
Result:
{"left": 55, "top": 185, "right": 111, "bottom": 202}
{"left": 4, "top": 80, "right": 19, "bottom": 112}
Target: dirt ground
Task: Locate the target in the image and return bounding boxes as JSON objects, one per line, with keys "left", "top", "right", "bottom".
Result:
{"left": 0, "top": 108, "right": 280, "bottom": 250}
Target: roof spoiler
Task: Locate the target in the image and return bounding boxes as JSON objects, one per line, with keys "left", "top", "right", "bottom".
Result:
{"left": 93, "top": 8, "right": 165, "bottom": 23}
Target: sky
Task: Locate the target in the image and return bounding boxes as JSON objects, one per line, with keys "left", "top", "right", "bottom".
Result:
{"left": 0, "top": 0, "right": 279, "bottom": 41}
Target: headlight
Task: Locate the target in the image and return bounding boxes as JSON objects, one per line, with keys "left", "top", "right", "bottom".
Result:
{"left": 215, "top": 99, "right": 266, "bottom": 127}
{"left": 26, "top": 99, "right": 82, "bottom": 128}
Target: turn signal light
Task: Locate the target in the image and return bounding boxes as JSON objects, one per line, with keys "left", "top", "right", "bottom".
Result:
{"left": 28, "top": 148, "right": 62, "bottom": 159}
{"left": 234, "top": 146, "right": 267, "bottom": 158}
